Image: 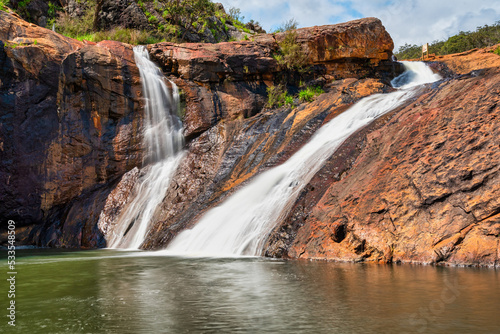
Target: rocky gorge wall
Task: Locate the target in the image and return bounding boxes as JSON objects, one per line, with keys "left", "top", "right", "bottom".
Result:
{"left": 0, "top": 11, "right": 144, "bottom": 246}
{"left": 0, "top": 10, "right": 399, "bottom": 249}
{"left": 1, "top": 8, "right": 498, "bottom": 267}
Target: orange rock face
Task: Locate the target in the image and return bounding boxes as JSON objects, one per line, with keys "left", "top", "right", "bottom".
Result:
{"left": 430, "top": 44, "right": 500, "bottom": 74}
{"left": 141, "top": 78, "right": 391, "bottom": 249}
{"left": 0, "top": 11, "right": 143, "bottom": 247}
{"left": 275, "top": 65, "right": 500, "bottom": 267}
{"left": 147, "top": 17, "right": 399, "bottom": 139}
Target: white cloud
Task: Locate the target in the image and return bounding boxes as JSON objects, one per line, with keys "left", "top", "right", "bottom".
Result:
{"left": 217, "top": 0, "right": 349, "bottom": 31}
{"left": 217, "top": 0, "right": 500, "bottom": 51}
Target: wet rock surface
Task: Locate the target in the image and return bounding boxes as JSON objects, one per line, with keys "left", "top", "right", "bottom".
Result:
{"left": 141, "top": 78, "right": 391, "bottom": 249}
{"left": 270, "top": 66, "right": 500, "bottom": 267}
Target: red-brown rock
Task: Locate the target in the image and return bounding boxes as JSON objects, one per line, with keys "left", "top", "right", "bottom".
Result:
{"left": 276, "top": 66, "right": 500, "bottom": 267}
{"left": 147, "top": 17, "right": 400, "bottom": 139}
{"left": 0, "top": 11, "right": 143, "bottom": 247}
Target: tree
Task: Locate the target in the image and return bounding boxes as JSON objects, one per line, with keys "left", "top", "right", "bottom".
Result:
{"left": 160, "top": 0, "right": 216, "bottom": 40}
{"left": 93, "top": 0, "right": 104, "bottom": 31}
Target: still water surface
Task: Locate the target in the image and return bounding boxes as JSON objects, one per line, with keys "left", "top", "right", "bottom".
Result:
{"left": 2, "top": 249, "right": 499, "bottom": 333}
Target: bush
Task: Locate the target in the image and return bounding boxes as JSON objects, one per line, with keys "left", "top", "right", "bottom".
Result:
{"left": 275, "top": 30, "right": 308, "bottom": 71}
{"left": 55, "top": 5, "right": 95, "bottom": 39}
{"left": 298, "top": 86, "right": 324, "bottom": 103}
{"left": 494, "top": 46, "right": 500, "bottom": 56}
{"left": 273, "top": 18, "right": 298, "bottom": 33}
{"left": 266, "top": 84, "right": 294, "bottom": 109}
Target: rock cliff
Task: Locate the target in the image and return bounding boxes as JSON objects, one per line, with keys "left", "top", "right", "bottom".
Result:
{"left": 0, "top": 11, "right": 399, "bottom": 248}
{"left": 0, "top": 11, "right": 144, "bottom": 247}
{"left": 266, "top": 49, "right": 500, "bottom": 267}
{"left": 5, "top": 9, "right": 498, "bottom": 268}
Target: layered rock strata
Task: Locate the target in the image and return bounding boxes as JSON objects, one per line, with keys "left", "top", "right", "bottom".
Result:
{"left": 0, "top": 11, "right": 143, "bottom": 247}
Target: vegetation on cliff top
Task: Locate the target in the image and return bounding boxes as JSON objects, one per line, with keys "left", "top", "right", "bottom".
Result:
{"left": 395, "top": 21, "right": 500, "bottom": 59}
{"left": 266, "top": 20, "right": 326, "bottom": 109}
{"left": 4, "top": 0, "right": 264, "bottom": 44}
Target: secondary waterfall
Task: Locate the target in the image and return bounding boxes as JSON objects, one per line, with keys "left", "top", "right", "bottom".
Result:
{"left": 107, "top": 46, "right": 184, "bottom": 249}
{"left": 164, "top": 62, "right": 441, "bottom": 257}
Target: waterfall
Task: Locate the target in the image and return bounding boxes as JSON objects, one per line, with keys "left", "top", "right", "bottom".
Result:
{"left": 163, "top": 62, "right": 441, "bottom": 257}
{"left": 106, "top": 46, "right": 184, "bottom": 250}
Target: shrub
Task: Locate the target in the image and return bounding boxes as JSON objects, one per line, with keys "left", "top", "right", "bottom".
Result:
{"left": 273, "top": 18, "right": 298, "bottom": 33}
{"left": 284, "top": 94, "right": 294, "bottom": 107}
{"left": 299, "top": 86, "right": 324, "bottom": 103}
{"left": 0, "top": 0, "right": 8, "bottom": 11}
{"left": 266, "top": 84, "right": 294, "bottom": 109}
{"left": 55, "top": 5, "right": 95, "bottom": 39}
{"left": 275, "top": 30, "right": 308, "bottom": 71}
{"left": 493, "top": 46, "right": 500, "bottom": 56}
{"left": 228, "top": 7, "right": 244, "bottom": 22}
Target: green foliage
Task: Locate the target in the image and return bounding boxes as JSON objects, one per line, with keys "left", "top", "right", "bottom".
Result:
{"left": 266, "top": 84, "right": 294, "bottom": 109}
{"left": 275, "top": 30, "right": 308, "bottom": 71}
{"left": 47, "top": 1, "right": 60, "bottom": 18}
{"left": 55, "top": 5, "right": 95, "bottom": 39}
{"left": 396, "top": 21, "right": 500, "bottom": 59}
{"left": 148, "top": 14, "right": 158, "bottom": 24}
{"left": 284, "top": 94, "right": 294, "bottom": 106}
{"left": 0, "top": 0, "right": 9, "bottom": 11}
{"left": 11, "top": 0, "right": 32, "bottom": 19}
{"left": 298, "top": 86, "right": 324, "bottom": 103}
{"left": 11, "top": 0, "right": 258, "bottom": 45}
{"left": 494, "top": 46, "right": 500, "bottom": 56}
{"left": 267, "top": 84, "right": 324, "bottom": 109}
{"left": 75, "top": 28, "right": 164, "bottom": 45}
{"left": 18, "top": 0, "right": 31, "bottom": 9}
{"left": 158, "top": 0, "right": 216, "bottom": 40}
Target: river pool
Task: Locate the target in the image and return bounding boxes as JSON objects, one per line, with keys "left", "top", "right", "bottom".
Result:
{"left": 1, "top": 249, "right": 499, "bottom": 333}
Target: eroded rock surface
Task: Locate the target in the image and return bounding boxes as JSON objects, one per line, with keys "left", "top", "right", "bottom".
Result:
{"left": 0, "top": 11, "right": 143, "bottom": 247}
{"left": 267, "top": 65, "right": 500, "bottom": 267}
{"left": 147, "top": 17, "right": 401, "bottom": 139}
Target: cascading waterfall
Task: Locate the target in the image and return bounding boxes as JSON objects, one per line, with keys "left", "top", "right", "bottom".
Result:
{"left": 107, "top": 45, "right": 184, "bottom": 249}
{"left": 164, "top": 62, "right": 441, "bottom": 257}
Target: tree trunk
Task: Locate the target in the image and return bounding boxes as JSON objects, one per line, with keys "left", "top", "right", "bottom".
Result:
{"left": 93, "top": 0, "right": 104, "bottom": 31}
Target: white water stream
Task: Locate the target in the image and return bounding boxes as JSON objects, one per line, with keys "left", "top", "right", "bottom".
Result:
{"left": 163, "top": 62, "right": 441, "bottom": 257}
{"left": 106, "top": 46, "right": 184, "bottom": 249}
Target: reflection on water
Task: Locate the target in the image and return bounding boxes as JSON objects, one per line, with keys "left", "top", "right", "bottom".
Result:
{"left": 1, "top": 249, "right": 499, "bottom": 333}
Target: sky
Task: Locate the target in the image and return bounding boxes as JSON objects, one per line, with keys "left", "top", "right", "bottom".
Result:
{"left": 217, "top": 0, "right": 500, "bottom": 51}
